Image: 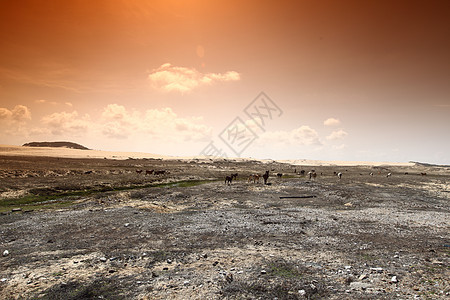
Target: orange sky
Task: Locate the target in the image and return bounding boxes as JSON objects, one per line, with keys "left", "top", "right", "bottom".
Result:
{"left": 1, "top": 0, "right": 449, "bottom": 163}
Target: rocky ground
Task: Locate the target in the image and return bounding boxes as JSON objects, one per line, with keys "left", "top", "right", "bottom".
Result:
{"left": 0, "top": 155, "right": 449, "bottom": 299}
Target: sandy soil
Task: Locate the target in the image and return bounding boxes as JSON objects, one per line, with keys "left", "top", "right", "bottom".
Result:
{"left": 0, "top": 148, "right": 449, "bottom": 299}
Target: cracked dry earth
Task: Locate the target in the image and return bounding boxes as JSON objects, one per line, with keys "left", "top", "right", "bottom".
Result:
{"left": 0, "top": 156, "right": 449, "bottom": 299}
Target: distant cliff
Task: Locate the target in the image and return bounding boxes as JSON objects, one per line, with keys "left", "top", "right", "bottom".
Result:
{"left": 23, "top": 141, "right": 90, "bottom": 150}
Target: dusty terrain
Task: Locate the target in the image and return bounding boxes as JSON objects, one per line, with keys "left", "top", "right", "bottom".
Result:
{"left": 0, "top": 153, "right": 449, "bottom": 299}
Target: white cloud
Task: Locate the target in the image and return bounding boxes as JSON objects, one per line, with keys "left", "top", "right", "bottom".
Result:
{"left": 41, "top": 111, "right": 91, "bottom": 136}
{"left": 35, "top": 99, "right": 58, "bottom": 105}
{"left": 148, "top": 63, "right": 240, "bottom": 93}
{"left": 324, "top": 117, "right": 341, "bottom": 126}
{"left": 326, "top": 129, "right": 348, "bottom": 140}
{"left": 0, "top": 105, "right": 31, "bottom": 122}
{"left": 0, "top": 108, "right": 12, "bottom": 120}
{"left": 100, "top": 104, "right": 212, "bottom": 142}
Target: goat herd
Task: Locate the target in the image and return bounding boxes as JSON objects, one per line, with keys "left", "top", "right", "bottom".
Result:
{"left": 135, "top": 169, "right": 168, "bottom": 176}
{"left": 223, "top": 169, "right": 427, "bottom": 186}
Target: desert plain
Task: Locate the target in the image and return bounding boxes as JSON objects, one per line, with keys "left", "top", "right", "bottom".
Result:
{"left": 0, "top": 146, "right": 449, "bottom": 299}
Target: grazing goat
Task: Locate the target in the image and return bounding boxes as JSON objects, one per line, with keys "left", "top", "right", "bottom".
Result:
{"left": 337, "top": 172, "right": 342, "bottom": 179}
{"left": 225, "top": 173, "right": 238, "bottom": 185}
{"left": 370, "top": 172, "right": 374, "bottom": 176}
{"left": 263, "top": 170, "right": 270, "bottom": 184}
{"left": 308, "top": 171, "right": 317, "bottom": 180}
{"left": 136, "top": 170, "right": 143, "bottom": 174}
{"left": 145, "top": 170, "right": 154, "bottom": 175}
{"left": 387, "top": 173, "right": 392, "bottom": 177}
{"left": 300, "top": 170, "right": 305, "bottom": 175}
{"left": 154, "top": 170, "right": 166, "bottom": 175}
{"left": 420, "top": 172, "right": 427, "bottom": 176}
{"left": 248, "top": 174, "right": 260, "bottom": 183}
{"left": 277, "top": 173, "right": 283, "bottom": 178}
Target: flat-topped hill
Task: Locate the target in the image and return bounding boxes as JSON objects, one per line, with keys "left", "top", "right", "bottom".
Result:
{"left": 22, "top": 141, "right": 89, "bottom": 150}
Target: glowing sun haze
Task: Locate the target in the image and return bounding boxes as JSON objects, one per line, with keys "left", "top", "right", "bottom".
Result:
{"left": 0, "top": 0, "right": 449, "bottom": 164}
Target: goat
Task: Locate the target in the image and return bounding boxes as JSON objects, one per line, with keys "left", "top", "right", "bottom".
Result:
{"left": 337, "top": 172, "right": 342, "bottom": 179}
{"left": 387, "top": 173, "right": 392, "bottom": 177}
{"left": 308, "top": 171, "right": 317, "bottom": 180}
{"left": 145, "top": 170, "right": 154, "bottom": 175}
{"left": 263, "top": 170, "right": 270, "bottom": 184}
{"left": 277, "top": 173, "right": 282, "bottom": 178}
{"left": 248, "top": 174, "right": 260, "bottom": 183}
{"left": 136, "top": 170, "right": 143, "bottom": 174}
{"left": 225, "top": 173, "right": 238, "bottom": 185}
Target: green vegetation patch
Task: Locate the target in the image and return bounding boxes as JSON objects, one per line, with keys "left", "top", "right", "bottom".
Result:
{"left": 269, "top": 261, "right": 303, "bottom": 279}
{"left": 37, "top": 278, "right": 127, "bottom": 300}
{"left": 0, "top": 179, "right": 215, "bottom": 213}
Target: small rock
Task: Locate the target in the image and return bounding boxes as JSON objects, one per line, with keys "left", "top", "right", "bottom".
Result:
{"left": 99, "top": 257, "right": 107, "bottom": 262}
{"left": 370, "top": 267, "right": 383, "bottom": 273}
{"left": 298, "top": 289, "right": 306, "bottom": 296}
{"left": 261, "top": 270, "right": 267, "bottom": 275}
{"left": 358, "top": 274, "right": 367, "bottom": 281}
{"left": 349, "top": 282, "right": 372, "bottom": 290}
{"left": 2, "top": 250, "right": 9, "bottom": 257}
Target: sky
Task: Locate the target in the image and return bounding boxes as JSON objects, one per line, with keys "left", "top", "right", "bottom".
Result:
{"left": 1, "top": 0, "right": 449, "bottom": 164}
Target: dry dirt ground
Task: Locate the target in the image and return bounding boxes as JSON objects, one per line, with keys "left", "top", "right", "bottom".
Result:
{"left": 0, "top": 155, "right": 449, "bottom": 299}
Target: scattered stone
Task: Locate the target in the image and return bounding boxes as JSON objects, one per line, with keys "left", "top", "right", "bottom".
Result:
{"left": 2, "top": 250, "right": 9, "bottom": 257}
{"left": 370, "top": 267, "right": 383, "bottom": 273}
{"left": 349, "top": 282, "right": 372, "bottom": 290}
{"left": 100, "top": 257, "right": 107, "bottom": 262}
{"left": 358, "top": 274, "right": 367, "bottom": 281}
